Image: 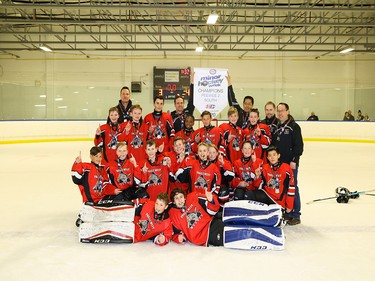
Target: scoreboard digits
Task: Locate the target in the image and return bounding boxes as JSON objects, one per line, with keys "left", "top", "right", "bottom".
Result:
{"left": 153, "top": 67, "right": 191, "bottom": 100}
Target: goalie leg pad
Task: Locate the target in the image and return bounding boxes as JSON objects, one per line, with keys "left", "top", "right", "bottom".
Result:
{"left": 79, "top": 202, "right": 135, "bottom": 223}
{"left": 223, "top": 200, "right": 282, "bottom": 227}
{"left": 223, "top": 225, "right": 284, "bottom": 251}
{"left": 79, "top": 222, "right": 134, "bottom": 243}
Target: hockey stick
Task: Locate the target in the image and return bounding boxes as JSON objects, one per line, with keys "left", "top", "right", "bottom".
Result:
{"left": 306, "top": 196, "right": 337, "bottom": 205}
{"left": 306, "top": 189, "right": 375, "bottom": 205}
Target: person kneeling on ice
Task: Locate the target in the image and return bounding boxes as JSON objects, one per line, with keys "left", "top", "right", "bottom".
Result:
{"left": 133, "top": 192, "right": 173, "bottom": 245}
{"left": 79, "top": 192, "right": 173, "bottom": 246}
{"left": 168, "top": 188, "right": 285, "bottom": 250}
{"left": 246, "top": 146, "right": 295, "bottom": 224}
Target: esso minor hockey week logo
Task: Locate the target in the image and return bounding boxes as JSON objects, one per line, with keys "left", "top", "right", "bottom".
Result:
{"left": 209, "top": 69, "right": 217, "bottom": 75}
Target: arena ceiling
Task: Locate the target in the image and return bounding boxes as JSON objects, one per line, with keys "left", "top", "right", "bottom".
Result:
{"left": 1, "top": 0, "right": 375, "bottom": 57}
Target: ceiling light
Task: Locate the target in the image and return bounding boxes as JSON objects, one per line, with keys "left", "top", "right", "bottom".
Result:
{"left": 340, "top": 47, "right": 354, "bottom": 54}
{"left": 195, "top": 46, "right": 204, "bottom": 52}
{"left": 39, "top": 46, "right": 52, "bottom": 52}
{"left": 207, "top": 12, "right": 219, "bottom": 25}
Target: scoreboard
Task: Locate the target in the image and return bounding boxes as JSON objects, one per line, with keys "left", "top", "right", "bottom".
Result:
{"left": 153, "top": 67, "right": 191, "bottom": 100}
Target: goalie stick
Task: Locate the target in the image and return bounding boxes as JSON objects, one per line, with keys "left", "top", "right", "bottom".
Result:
{"left": 306, "top": 188, "right": 375, "bottom": 204}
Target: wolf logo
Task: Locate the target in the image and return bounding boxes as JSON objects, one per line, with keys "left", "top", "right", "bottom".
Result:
{"left": 93, "top": 179, "right": 104, "bottom": 193}
{"left": 187, "top": 209, "right": 202, "bottom": 228}
{"left": 149, "top": 172, "right": 162, "bottom": 185}
{"left": 138, "top": 220, "right": 150, "bottom": 235}
{"left": 249, "top": 135, "right": 259, "bottom": 149}
{"left": 194, "top": 175, "right": 208, "bottom": 189}
{"left": 232, "top": 137, "right": 240, "bottom": 150}
{"left": 242, "top": 171, "right": 255, "bottom": 183}
{"left": 108, "top": 135, "right": 118, "bottom": 149}
{"left": 118, "top": 172, "right": 131, "bottom": 184}
{"left": 131, "top": 135, "right": 143, "bottom": 148}
{"left": 153, "top": 126, "right": 165, "bottom": 139}
{"left": 268, "top": 177, "right": 280, "bottom": 189}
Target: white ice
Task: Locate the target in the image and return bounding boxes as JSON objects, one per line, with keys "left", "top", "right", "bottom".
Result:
{"left": 0, "top": 141, "right": 374, "bottom": 281}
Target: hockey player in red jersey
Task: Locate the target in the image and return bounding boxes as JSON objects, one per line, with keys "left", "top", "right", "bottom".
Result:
{"left": 172, "top": 114, "right": 195, "bottom": 156}
{"left": 232, "top": 141, "right": 263, "bottom": 200}
{"left": 134, "top": 192, "right": 173, "bottom": 246}
{"left": 94, "top": 107, "right": 126, "bottom": 164}
{"left": 219, "top": 106, "right": 245, "bottom": 162}
{"left": 164, "top": 137, "right": 194, "bottom": 195}
{"left": 104, "top": 142, "right": 148, "bottom": 201}
{"left": 169, "top": 188, "right": 223, "bottom": 246}
{"left": 137, "top": 140, "right": 171, "bottom": 201}
{"left": 243, "top": 108, "right": 271, "bottom": 162}
{"left": 144, "top": 96, "right": 175, "bottom": 152}
{"left": 123, "top": 104, "right": 150, "bottom": 163}
{"left": 247, "top": 146, "right": 295, "bottom": 213}
{"left": 190, "top": 110, "right": 223, "bottom": 155}
{"left": 175, "top": 142, "right": 221, "bottom": 196}
{"left": 207, "top": 144, "right": 235, "bottom": 206}
{"left": 71, "top": 146, "right": 108, "bottom": 204}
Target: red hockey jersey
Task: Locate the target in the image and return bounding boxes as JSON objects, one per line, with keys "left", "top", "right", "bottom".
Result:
{"left": 163, "top": 151, "right": 194, "bottom": 195}
{"left": 176, "top": 159, "right": 221, "bottom": 194}
{"left": 243, "top": 123, "right": 271, "bottom": 162}
{"left": 258, "top": 163, "right": 295, "bottom": 210}
{"left": 133, "top": 199, "right": 173, "bottom": 246}
{"left": 190, "top": 125, "right": 223, "bottom": 154}
{"left": 169, "top": 192, "right": 220, "bottom": 246}
{"left": 122, "top": 121, "right": 150, "bottom": 163}
{"left": 173, "top": 128, "right": 195, "bottom": 156}
{"left": 104, "top": 158, "right": 141, "bottom": 194}
{"left": 138, "top": 155, "right": 170, "bottom": 201}
{"left": 219, "top": 122, "right": 244, "bottom": 162}
{"left": 144, "top": 112, "right": 175, "bottom": 152}
{"left": 71, "top": 162, "right": 108, "bottom": 203}
{"left": 94, "top": 123, "right": 127, "bottom": 164}
{"left": 232, "top": 157, "right": 263, "bottom": 191}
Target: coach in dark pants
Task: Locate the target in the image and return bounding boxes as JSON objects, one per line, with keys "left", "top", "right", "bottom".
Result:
{"left": 272, "top": 102, "right": 304, "bottom": 225}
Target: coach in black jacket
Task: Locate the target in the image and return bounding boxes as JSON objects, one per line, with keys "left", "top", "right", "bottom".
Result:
{"left": 272, "top": 102, "right": 304, "bottom": 225}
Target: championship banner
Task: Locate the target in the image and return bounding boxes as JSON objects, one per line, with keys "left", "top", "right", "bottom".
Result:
{"left": 193, "top": 68, "right": 228, "bottom": 118}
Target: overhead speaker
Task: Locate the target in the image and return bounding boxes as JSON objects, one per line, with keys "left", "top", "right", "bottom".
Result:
{"left": 131, "top": 81, "right": 142, "bottom": 93}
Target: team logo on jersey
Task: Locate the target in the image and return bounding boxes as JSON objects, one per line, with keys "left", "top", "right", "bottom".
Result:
{"left": 153, "top": 126, "right": 165, "bottom": 139}
{"left": 118, "top": 171, "right": 131, "bottom": 184}
{"left": 93, "top": 179, "right": 104, "bottom": 193}
{"left": 186, "top": 208, "right": 202, "bottom": 228}
{"left": 268, "top": 177, "right": 280, "bottom": 193}
{"left": 242, "top": 171, "right": 255, "bottom": 183}
{"left": 108, "top": 136, "right": 118, "bottom": 149}
{"left": 148, "top": 172, "right": 162, "bottom": 185}
{"left": 249, "top": 135, "right": 259, "bottom": 149}
{"left": 232, "top": 137, "right": 240, "bottom": 151}
{"left": 131, "top": 135, "right": 143, "bottom": 148}
{"left": 137, "top": 219, "right": 150, "bottom": 235}
{"left": 185, "top": 142, "right": 192, "bottom": 154}
{"left": 194, "top": 175, "right": 208, "bottom": 189}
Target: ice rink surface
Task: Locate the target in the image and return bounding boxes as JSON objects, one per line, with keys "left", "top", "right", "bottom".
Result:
{"left": 0, "top": 141, "right": 374, "bottom": 281}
